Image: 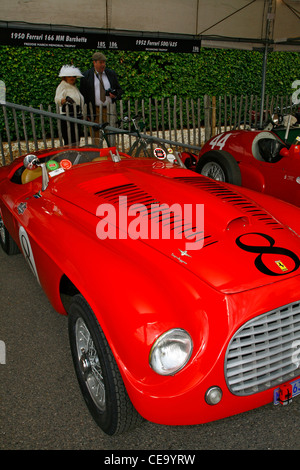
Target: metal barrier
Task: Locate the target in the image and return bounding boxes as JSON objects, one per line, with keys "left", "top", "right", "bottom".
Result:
{"left": 0, "top": 101, "right": 201, "bottom": 166}
{"left": 1, "top": 93, "right": 295, "bottom": 165}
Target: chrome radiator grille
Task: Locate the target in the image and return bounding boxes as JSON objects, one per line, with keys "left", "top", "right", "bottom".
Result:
{"left": 225, "top": 301, "right": 300, "bottom": 396}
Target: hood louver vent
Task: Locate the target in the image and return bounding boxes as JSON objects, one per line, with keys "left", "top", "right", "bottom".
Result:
{"left": 173, "top": 177, "right": 284, "bottom": 231}
{"left": 95, "top": 183, "right": 159, "bottom": 206}
{"left": 94, "top": 183, "right": 217, "bottom": 248}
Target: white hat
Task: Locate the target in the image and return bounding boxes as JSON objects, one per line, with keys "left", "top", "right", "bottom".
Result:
{"left": 59, "top": 65, "right": 83, "bottom": 78}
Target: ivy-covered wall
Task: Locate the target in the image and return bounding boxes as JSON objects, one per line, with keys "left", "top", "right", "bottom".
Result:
{"left": 0, "top": 46, "right": 299, "bottom": 107}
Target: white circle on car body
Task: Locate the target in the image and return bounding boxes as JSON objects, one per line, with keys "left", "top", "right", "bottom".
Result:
{"left": 167, "top": 154, "right": 176, "bottom": 163}
{"left": 19, "top": 226, "right": 40, "bottom": 284}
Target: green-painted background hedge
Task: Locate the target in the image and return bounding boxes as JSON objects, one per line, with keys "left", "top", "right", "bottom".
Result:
{"left": 0, "top": 46, "right": 299, "bottom": 107}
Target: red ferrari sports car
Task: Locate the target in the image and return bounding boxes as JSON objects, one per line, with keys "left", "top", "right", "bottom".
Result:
{"left": 196, "top": 130, "right": 300, "bottom": 207}
{"left": 1, "top": 144, "right": 300, "bottom": 435}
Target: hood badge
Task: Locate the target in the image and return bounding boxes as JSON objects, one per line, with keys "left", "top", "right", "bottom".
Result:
{"left": 171, "top": 248, "right": 192, "bottom": 265}
{"left": 178, "top": 249, "right": 192, "bottom": 258}
{"left": 17, "top": 202, "right": 27, "bottom": 215}
{"left": 275, "top": 260, "right": 288, "bottom": 272}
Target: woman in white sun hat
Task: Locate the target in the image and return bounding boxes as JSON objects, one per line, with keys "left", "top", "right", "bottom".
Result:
{"left": 55, "top": 65, "right": 85, "bottom": 145}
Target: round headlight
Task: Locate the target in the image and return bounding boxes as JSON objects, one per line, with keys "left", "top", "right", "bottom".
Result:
{"left": 149, "top": 328, "right": 193, "bottom": 376}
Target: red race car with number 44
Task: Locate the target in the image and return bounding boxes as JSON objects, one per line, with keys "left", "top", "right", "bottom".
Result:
{"left": 0, "top": 144, "right": 300, "bottom": 435}
{"left": 196, "top": 130, "right": 300, "bottom": 207}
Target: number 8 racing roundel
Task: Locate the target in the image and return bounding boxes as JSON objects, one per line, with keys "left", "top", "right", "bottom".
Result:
{"left": 19, "top": 226, "right": 40, "bottom": 284}
{"left": 236, "top": 232, "right": 300, "bottom": 277}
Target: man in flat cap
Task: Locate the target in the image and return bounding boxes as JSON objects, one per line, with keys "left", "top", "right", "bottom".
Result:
{"left": 80, "top": 52, "right": 123, "bottom": 144}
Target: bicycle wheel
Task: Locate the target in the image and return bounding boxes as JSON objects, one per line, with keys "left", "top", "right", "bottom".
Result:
{"left": 129, "top": 140, "right": 168, "bottom": 159}
{"left": 128, "top": 140, "right": 143, "bottom": 158}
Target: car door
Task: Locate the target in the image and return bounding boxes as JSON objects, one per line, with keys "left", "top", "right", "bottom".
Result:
{"left": 0, "top": 176, "right": 34, "bottom": 246}
{"left": 263, "top": 147, "right": 300, "bottom": 207}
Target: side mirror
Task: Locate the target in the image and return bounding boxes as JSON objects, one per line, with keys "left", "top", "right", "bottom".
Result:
{"left": 23, "top": 154, "right": 49, "bottom": 191}
{"left": 279, "top": 147, "right": 289, "bottom": 158}
{"left": 23, "top": 154, "right": 40, "bottom": 170}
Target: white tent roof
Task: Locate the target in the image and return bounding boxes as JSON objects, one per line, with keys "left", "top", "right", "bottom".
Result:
{"left": 1, "top": 0, "right": 299, "bottom": 51}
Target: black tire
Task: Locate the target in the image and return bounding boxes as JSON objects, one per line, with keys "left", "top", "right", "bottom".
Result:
{"left": 68, "top": 294, "right": 142, "bottom": 435}
{"left": 196, "top": 150, "right": 242, "bottom": 186}
{"left": 0, "top": 213, "right": 20, "bottom": 255}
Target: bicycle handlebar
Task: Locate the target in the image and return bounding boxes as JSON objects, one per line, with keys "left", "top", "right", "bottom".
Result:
{"left": 117, "top": 114, "right": 142, "bottom": 125}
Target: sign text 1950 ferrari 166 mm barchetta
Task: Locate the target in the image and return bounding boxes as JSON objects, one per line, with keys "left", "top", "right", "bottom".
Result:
{"left": 0, "top": 145, "right": 300, "bottom": 435}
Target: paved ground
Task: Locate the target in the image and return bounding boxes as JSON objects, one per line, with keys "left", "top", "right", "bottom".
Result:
{"left": 1, "top": 248, "right": 299, "bottom": 452}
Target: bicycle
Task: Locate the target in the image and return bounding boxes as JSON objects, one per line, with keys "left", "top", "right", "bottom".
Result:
{"left": 118, "top": 114, "right": 168, "bottom": 158}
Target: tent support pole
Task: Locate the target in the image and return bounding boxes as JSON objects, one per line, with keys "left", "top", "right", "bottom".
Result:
{"left": 259, "top": 43, "right": 268, "bottom": 129}
{"left": 259, "top": 0, "right": 275, "bottom": 129}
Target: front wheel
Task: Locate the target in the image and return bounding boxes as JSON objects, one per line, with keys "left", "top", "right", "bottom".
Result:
{"left": 0, "top": 213, "right": 20, "bottom": 255}
{"left": 68, "top": 295, "right": 142, "bottom": 435}
{"left": 196, "top": 150, "right": 242, "bottom": 186}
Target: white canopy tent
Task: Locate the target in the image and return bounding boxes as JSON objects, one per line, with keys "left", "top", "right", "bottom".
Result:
{"left": 1, "top": 0, "right": 299, "bottom": 124}
{"left": 0, "top": 0, "right": 299, "bottom": 50}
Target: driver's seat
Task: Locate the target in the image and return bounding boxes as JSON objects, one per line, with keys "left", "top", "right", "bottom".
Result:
{"left": 258, "top": 138, "right": 286, "bottom": 163}
{"left": 21, "top": 167, "right": 43, "bottom": 184}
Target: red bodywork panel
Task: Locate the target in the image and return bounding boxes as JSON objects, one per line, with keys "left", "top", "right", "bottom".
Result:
{"left": 198, "top": 129, "right": 300, "bottom": 206}
{"left": 1, "top": 145, "right": 300, "bottom": 426}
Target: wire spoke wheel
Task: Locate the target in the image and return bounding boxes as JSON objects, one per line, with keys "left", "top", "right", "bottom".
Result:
{"left": 200, "top": 162, "right": 226, "bottom": 181}
{"left": 68, "top": 295, "right": 142, "bottom": 435}
{"left": 75, "top": 317, "right": 106, "bottom": 411}
{"left": 0, "top": 212, "right": 20, "bottom": 255}
{"left": 0, "top": 214, "right": 6, "bottom": 246}
{"left": 196, "top": 150, "right": 242, "bottom": 186}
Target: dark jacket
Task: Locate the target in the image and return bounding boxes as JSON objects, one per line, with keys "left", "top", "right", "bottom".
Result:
{"left": 80, "top": 67, "right": 123, "bottom": 116}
